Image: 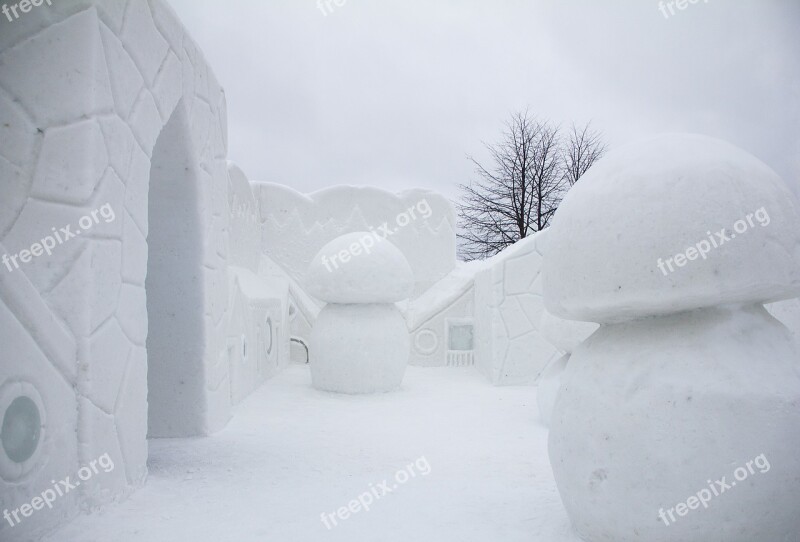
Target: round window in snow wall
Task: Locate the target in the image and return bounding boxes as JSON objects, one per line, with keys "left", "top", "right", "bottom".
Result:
{"left": 0, "top": 382, "right": 46, "bottom": 481}
{"left": 2, "top": 396, "right": 41, "bottom": 464}
{"left": 414, "top": 329, "right": 439, "bottom": 355}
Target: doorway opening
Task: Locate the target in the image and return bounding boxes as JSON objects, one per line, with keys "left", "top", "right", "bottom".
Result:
{"left": 145, "top": 101, "right": 206, "bottom": 438}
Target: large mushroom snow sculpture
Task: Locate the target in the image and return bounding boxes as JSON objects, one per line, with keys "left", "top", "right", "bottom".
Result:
{"left": 543, "top": 134, "right": 800, "bottom": 542}
{"left": 306, "top": 232, "right": 413, "bottom": 393}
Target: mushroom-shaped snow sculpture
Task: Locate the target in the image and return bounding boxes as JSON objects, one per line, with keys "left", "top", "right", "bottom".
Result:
{"left": 306, "top": 232, "right": 413, "bottom": 393}
{"left": 543, "top": 134, "right": 800, "bottom": 542}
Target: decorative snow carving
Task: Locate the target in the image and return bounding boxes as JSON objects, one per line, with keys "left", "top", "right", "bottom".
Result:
{"left": 307, "top": 233, "right": 412, "bottom": 393}
{"left": 543, "top": 134, "right": 800, "bottom": 542}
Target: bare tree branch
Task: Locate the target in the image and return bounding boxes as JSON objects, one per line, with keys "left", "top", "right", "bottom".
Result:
{"left": 563, "top": 122, "right": 606, "bottom": 187}
{"left": 457, "top": 112, "right": 606, "bottom": 260}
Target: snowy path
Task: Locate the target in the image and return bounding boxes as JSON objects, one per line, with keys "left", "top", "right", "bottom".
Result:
{"left": 44, "top": 365, "right": 579, "bottom": 542}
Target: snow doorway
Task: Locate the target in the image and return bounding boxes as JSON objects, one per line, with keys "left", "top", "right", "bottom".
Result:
{"left": 145, "top": 102, "right": 207, "bottom": 438}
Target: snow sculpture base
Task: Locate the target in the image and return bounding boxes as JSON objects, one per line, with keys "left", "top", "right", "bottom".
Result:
{"left": 550, "top": 305, "right": 800, "bottom": 542}
{"left": 310, "top": 304, "right": 409, "bottom": 394}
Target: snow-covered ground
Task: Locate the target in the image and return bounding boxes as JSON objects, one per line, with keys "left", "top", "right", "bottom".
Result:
{"left": 43, "top": 365, "right": 579, "bottom": 542}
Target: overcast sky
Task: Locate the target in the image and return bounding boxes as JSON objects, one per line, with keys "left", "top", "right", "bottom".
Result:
{"left": 167, "top": 0, "right": 800, "bottom": 201}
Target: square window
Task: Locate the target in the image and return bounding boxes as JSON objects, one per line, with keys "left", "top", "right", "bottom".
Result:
{"left": 448, "top": 323, "right": 473, "bottom": 351}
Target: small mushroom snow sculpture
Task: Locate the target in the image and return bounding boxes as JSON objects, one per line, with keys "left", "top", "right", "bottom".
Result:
{"left": 543, "top": 134, "right": 800, "bottom": 542}
{"left": 306, "top": 232, "right": 413, "bottom": 393}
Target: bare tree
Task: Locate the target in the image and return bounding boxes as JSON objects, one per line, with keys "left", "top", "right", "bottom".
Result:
{"left": 563, "top": 122, "right": 606, "bottom": 186}
{"left": 457, "top": 112, "right": 605, "bottom": 260}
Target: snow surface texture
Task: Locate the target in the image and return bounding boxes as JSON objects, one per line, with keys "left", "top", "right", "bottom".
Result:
{"left": 551, "top": 305, "right": 800, "bottom": 542}
{"left": 545, "top": 134, "right": 800, "bottom": 323}
{"left": 305, "top": 232, "right": 414, "bottom": 304}
{"left": 0, "top": 1, "right": 234, "bottom": 539}
{"left": 40, "top": 365, "right": 579, "bottom": 542}
{"left": 310, "top": 304, "right": 410, "bottom": 394}
{"left": 252, "top": 183, "right": 456, "bottom": 298}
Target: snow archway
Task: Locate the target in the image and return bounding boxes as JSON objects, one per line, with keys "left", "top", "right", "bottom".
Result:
{"left": 146, "top": 100, "right": 207, "bottom": 438}
{"left": 0, "top": 2, "right": 232, "bottom": 539}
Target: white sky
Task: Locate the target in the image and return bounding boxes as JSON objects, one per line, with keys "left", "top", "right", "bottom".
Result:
{"left": 167, "top": 0, "right": 800, "bottom": 201}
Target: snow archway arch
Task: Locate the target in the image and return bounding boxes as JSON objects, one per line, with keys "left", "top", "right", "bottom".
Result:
{"left": 0, "top": 1, "right": 233, "bottom": 538}
{"left": 146, "top": 98, "right": 213, "bottom": 438}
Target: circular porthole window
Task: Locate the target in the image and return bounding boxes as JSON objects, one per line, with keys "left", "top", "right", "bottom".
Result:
{"left": 0, "top": 381, "right": 45, "bottom": 481}
{"left": 2, "top": 396, "right": 41, "bottom": 463}
{"left": 414, "top": 329, "right": 439, "bottom": 355}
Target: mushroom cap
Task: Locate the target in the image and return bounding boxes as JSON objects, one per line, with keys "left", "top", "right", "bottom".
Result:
{"left": 544, "top": 133, "right": 800, "bottom": 323}
{"left": 306, "top": 232, "right": 414, "bottom": 304}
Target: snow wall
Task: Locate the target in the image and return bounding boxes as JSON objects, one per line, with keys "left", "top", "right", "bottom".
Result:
{"left": 474, "top": 231, "right": 566, "bottom": 385}
{"left": 405, "top": 267, "right": 476, "bottom": 367}
{"left": 0, "top": 2, "right": 286, "bottom": 539}
{"left": 406, "top": 228, "right": 595, "bottom": 378}
{"left": 251, "top": 183, "right": 457, "bottom": 298}
{"left": 227, "top": 163, "right": 291, "bottom": 405}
